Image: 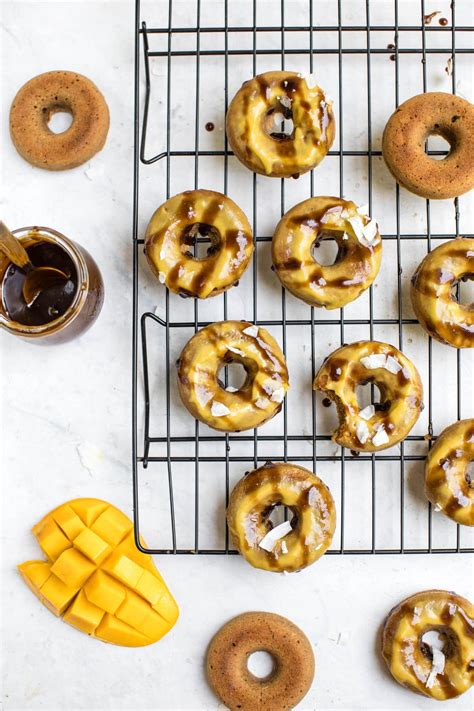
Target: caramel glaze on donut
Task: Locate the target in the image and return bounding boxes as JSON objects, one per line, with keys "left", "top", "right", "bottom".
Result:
{"left": 206, "top": 612, "right": 315, "bottom": 711}
{"left": 425, "top": 419, "right": 474, "bottom": 526}
{"left": 382, "top": 590, "right": 474, "bottom": 700}
{"left": 411, "top": 238, "right": 474, "bottom": 349}
{"left": 272, "top": 196, "right": 382, "bottom": 309}
{"left": 226, "top": 71, "right": 335, "bottom": 178}
{"left": 177, "top": 321, "right": 289, "bottom": 432}
{"left": 227, "top": 462, "right": 336, "bottom": 573}
{"left": 10, "top": 71, "right": 109, "bottom": 170}
{"left": 145, "top": 190, "right": 254, "bottom": 299}
{"left": 382, "top": 92, "right": 474, "bottom": 199}
{"left": 314, "top": 341, "right": 423, "bottom": 452}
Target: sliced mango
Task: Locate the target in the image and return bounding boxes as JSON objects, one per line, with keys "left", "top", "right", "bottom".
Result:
{"left": 63, "top": 590, "right": 105, "bottom": 634}
{"left": 19, "top": 498, "right": 179, "bottom": 647}
{"left": 73, "top": 528, "right": 110, "bottom": 565}
{"left": 32, "top": 518, "right": 71, "bottom": 561}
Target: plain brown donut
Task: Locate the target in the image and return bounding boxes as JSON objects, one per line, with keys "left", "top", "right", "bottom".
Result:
{"left": 206, "top": 612, "right": 315, "bottom": 711}
{"left": 10, "top": 71, "right": 110, "bottom": 170}
{"left": 382, "top": 92, "right": 474, "bottom": 199}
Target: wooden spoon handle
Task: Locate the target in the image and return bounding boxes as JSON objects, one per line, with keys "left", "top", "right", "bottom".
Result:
{"left": 0, "top": 221, "right": 33, "bottom": 270}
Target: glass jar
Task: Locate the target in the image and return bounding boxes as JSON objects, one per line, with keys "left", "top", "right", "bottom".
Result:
{"left": 0, "top": 226, "right": 104, "bottom": 344}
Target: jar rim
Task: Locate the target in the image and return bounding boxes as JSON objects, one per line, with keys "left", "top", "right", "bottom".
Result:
{"left": 0, "top": 226, "right": 89, "bottom": 336}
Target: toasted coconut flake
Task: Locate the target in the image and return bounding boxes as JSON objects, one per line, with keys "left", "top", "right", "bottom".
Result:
{"left": 211, "top": 401, "right": 231, "bottom": 417}
{"left": 372, "top": 427, "right": 389, "bottom": 447}
{"left": 270, "top": 387, "right": 285, "bottom": 403}
{"left": 258, "top": 521, "right": 293, "bottom": 552}
{"left": 225, "top": 385, "right": 239, "bottom": 393}
{"left": 357, "top": 203, "right": 369, "bottom": 216}
{"left": 359, "top": 404, "right": 375, "bottom": 421}
{"left": 243, "top": 325, "right": 259, "bottom": 338}
{"left": 385, "top": 355, "right": 402, "bottom": 374}
{"left": 158, "top": 271, "right": 166, "bottom": 284}
{"left": 356, "top": 420, "right": 370, "bottom": 444}
{"left": 227, "top": 346, "right": 246, "bottom": 357}
{"left": 361, "top": 354, "right": 387, "bottom": 370}
{"left": 255, "top": 398, "right": 269, "bottom": 410}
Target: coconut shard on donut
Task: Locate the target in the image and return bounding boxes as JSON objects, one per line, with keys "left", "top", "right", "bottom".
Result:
{"left": 206, "top": 612, "right": 315, "bottom": 711}
{"left": 10, "top": 71, "right": 110, "bottom": 170}
{"left": 314, "top": 341, "right": 423, "bottom": 452}
{"left": 382, "top": 92, "right": 474, "bottom": 199}
{"left": 145, "top": 190, "right": 253, "bottom": 299}
{"left": 272, "top": 196, "right": 382, "bottom": 309}
{"left": 226, "top": 71, "right": 335, "bottom": 178}
{"left": 382, "top": 590, "right": 474, "bottom": 700}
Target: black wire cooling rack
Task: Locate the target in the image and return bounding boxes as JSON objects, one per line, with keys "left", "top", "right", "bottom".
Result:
{"left": 131, "top": 0, "right": 474, "bottom": 556}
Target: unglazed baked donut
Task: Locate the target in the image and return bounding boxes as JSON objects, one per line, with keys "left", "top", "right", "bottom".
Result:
{"left": 313, "top": 341, "right": 423, "bottom": 452}
{"left": 226, "top": 462, "right": 336, "bottom": 573}
{"left": 176, "top": 321, "right": 289, "bottom": 432}
{"left": 382, "top": 92, "right": 474, "bottom": 199}
{"left": 382, "top": 590, "right": 474, "bottom": 700}
{"left": 425, "top": 419, "right": 474, "bottom": 526}
{"left": 206, "top": 612, "right": 315, "bottom": 711}
{"left": 226, "top": 71, "right": 335, "bottom": 178}
{"left": 144, "top": 190, "right": 253, "bottom": 299}
{"left": 411, "top": 238, "right": 474, "bottom": 349}
{"left": 10, "top": 71, "right": 109, "bottom": 170}
{"left": 272, "top": 196, "right": 382, "bottom": 309}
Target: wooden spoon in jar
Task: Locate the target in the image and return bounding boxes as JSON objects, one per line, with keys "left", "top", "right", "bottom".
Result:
{"left": 0, "top": 221, "right": 69, "bottom": 307}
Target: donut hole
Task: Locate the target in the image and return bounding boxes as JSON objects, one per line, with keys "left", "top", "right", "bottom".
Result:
{"left": 247, "top": 650, "right": 275, "bottom": 680}
{"left": 263, "top": 107, "right": 294, "bottom": 141}
{"left": 182, "top": 223, "right": 221, "bottom": 260}
{"left": 311, "top": 232, "right": 345, "bottom": 266}
{"left": 217, "top": 361, "right": 248, "bottom": 392}
{"left": 47, "top": 108, "right": 74, "bottom": 134}
{"left": 451, "top": 273, "right": 474, "bottom": 307}
{"left": 356, "top": 379, "right": 389, "bottom": 411}
{"left": 424, "top": 133, "right": 451, "bottom": 161}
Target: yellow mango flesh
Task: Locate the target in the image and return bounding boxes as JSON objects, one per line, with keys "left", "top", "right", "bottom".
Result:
{"left": 19, "top": 498, "right": 179, "bottom": 646}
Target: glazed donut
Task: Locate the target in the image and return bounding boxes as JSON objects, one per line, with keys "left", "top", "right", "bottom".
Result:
{"left": 313, "top": 341, "right": 423, "bottom": 452}
{"left": 176, "top": 321, "right": 289, "bottom": 432}
{"left": 425, "top": 419, "right": 474, "bottom": 526}
{"left": 206, "top": 611, "right": 315, "bottom": 711}
{"left": 10, "top": 71, "right": 109, "bottom": 170}
{"left": 145, "top": 190, "right": 253, "bottom": 299}
{"left": 382, "top": 92, "right": 474, "bottom": 199}
{"left": 411, "top": 238, "right": 474, "bottom": 349}
{"left": 382, "top": 590, "right": 474, "bottom": 700}
{"left": 226, "top": 71, "right": 335, "bottom": 178}
{"left": 226, "top": 462, "right": 336, "bottom": 573}
{"left": 272, "top": 196, "right": 382, "bottom": 309}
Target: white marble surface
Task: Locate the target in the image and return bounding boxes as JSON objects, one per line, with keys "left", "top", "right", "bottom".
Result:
{"left": 1, "top": 1, "right": 473, "bottom": 710}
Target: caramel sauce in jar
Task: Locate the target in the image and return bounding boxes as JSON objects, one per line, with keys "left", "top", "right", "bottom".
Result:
{"left": 0, "top": 226, "right": 104, "bottom": 343}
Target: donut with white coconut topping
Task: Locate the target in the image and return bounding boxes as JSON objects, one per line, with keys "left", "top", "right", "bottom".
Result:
{"left": 410, "top": 238, "right": 474, "bottom": 349}
{"left": 226, "top": 71, "right": 335, "bottom": 178}
{"left": 226, "top": 462, "right": 336, "bottom": 572}
{"left": 382, "top": 590, "right": 474, "bottom": 700}
{"left": 144, "top": 190, "right": 253, "bottom": 298}
{"left": 272, "top": 196, "right": 382, "bottom": 309}
{"left": 176, "top": 321, "right": 289, "bottom": 432}
{"left": 425, "top": 418, "right": 474, "bottom": 526}
{"left": 313, "top": 340, "right": 423, "bottom": 452}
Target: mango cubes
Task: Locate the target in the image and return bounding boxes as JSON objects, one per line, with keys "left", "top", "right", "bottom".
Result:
{"left": 19, "top": 498, "right": 179, "bottom": 647}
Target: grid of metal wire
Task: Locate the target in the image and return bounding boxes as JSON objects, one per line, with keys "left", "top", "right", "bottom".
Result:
{"left": 132, "top": 0, "right": 473, "bottom": 555}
